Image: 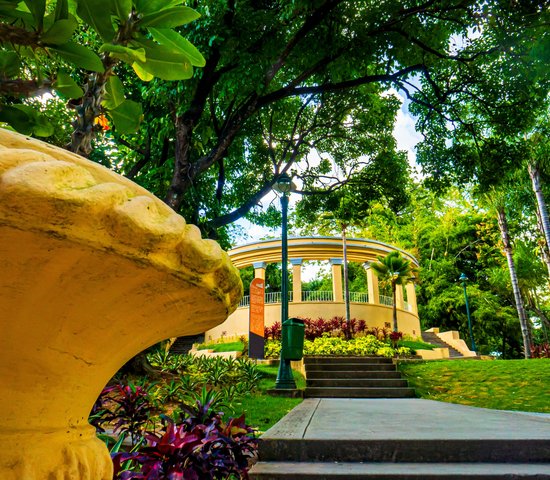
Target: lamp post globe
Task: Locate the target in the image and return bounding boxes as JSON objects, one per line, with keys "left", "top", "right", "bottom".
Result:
{"left": 274, "top": 172, "right": 292, "bottom": 193}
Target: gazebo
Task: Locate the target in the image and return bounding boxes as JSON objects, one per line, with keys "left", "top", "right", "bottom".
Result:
{"left": 205, "top": 236, "right": 421, "bottom": 341}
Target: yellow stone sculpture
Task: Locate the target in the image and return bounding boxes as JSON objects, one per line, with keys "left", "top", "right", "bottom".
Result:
{"left": 0, "top": 129, "right": 242, "bottom": 479}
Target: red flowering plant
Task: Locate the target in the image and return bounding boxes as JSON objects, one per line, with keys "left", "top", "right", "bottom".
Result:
{"left": 389, "top": 331, "right": 403, "bottom": 348}
{"left": 530, "top": 343, "right": 550, "bottom": 358}
{"left": 111, "top": 387, "right": 258, "bottom": 480}
{"left": 112, "top": 414, "right": 257, "bottom": 479}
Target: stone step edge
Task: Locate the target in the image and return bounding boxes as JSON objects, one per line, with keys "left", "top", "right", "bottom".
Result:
{"left": 258, "top": 438, "right": 550, "bottom": 463}
{"left": 249, "top": 461, "right": 550, "bottom": 479}
{"left": 304, "top": 387, "right": 414, "bottom": 392}
{"left": 306, "top": 383, "right": 409, "bottom": 388}
{"left": 305, "top": 365, "right": 397, "bottom": 370}
{"left": 305, "top": 375, "right": 401, "bottom": 379}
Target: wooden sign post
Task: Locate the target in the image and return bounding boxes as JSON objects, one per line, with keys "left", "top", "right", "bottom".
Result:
{"left": 249, "top": 277, "right": 265, "bottom": 359}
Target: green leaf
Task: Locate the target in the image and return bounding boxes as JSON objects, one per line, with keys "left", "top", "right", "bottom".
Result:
{"left": 53, "top": 70, "right": 83, "bottom": 99}
{"left": 102, "top": 74, "right": 125, "bottom": 109}
{"left": 99, "top": 43, "right": 146, "bottom": 64}
{"left": 148, "top": 28, "right": 205, "bottom": 67}
{"left": 23, "top": 0, "right": 45, "bottom": 29}
{"left": 0, "top": 51, "right": 21, "bottom": 77}
{"left": 54, "top": 0, "right": 69, "bottom": 21}
{"left": 0, "top": 0, "right": 20, "bottom": 11}
{"left": 131, "top": 62, "right": 154, "bottom": 81}
{"left": 49, "top": 42, "right": 105, "bottom": 72}
{"left": 112, "top": 0, "right": 132, "bottom": 20}
{"left": 76, "top": 0, "right": 115, "bottom": 41}
{"left": 0, "top": 5, "right": 35, "bottom": 25}
{"left": 41, "top": 17, "right": 78, "bottom": 45}
{"left": 109, "top": 99, "right": 142, "bottom": 134}
{"left": 0, "top": 104, "right": 54, "bottom": 137}
{"left": 133, "top": 44, "right": 192, "bottom": 80}
{"left": 32, "top": 112, "right": 55, "bottom": 137}
{"left": 0, "top": 105, "right": 33, "bottom": 135}
{"left": 134, "top": 0, "right": 181, "bottom": 15}
{"left": 139, "top": 6, "right": 199, "bottom": 28}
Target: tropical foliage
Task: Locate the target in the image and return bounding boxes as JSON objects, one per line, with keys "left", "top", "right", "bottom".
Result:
{"left": 0, "top": 0, "right": 204, "bottom": 154}
{"left": 91, "top": 353, "right": 263, "bottom": 478}
{"left": 371, "top": 251, "right": 416, "bottom": 332}
{"left": 3, "top": 1, "right": 546, "bottom": 244}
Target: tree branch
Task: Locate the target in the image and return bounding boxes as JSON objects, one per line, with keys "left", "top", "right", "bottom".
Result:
{"left": 258, "top": 64, "right": 426, "bottom": 107}
{"left": 210, "top": 179, "right": 278, "bottom": 228}
{"left": 264, "top": 0, "right": 342, "bottom": 86}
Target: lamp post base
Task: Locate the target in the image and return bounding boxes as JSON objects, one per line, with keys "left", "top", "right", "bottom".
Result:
{"left": 275, "top": 359, "right": 297, "bottom": 389}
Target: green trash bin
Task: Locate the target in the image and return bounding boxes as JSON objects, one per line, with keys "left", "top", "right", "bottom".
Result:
{"left": 282, "top": 317, "right": 305, "bottom": 361}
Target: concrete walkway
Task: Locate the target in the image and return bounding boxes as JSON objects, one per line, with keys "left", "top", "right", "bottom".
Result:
{"left": 250, "top": 398, "right": 550, "bottom": 478}
{"left": 265, "top": 398, "right": 550, "bottom": 441}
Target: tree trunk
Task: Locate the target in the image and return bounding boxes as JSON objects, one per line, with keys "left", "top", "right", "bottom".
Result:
{"left": 528, "top": 161, "right": 550, "bottom": 279}
{"left": 70, "top": 56, "right": 117, "bottom": 156}
{"left": 342, "top": 225, "right": 351, "bottom": 339}
{"left": 391, "top": 280, "right": 398, "bottom": 332}
{"left": 496, "top": 206, "right": 532, "bottom": 358}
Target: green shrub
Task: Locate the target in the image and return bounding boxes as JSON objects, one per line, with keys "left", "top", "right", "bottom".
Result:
{"left": 264, "top": 334, "right": 411, "bottom": 358}
{"left": 265, "top": 340, "right": 281, "bottom": 358}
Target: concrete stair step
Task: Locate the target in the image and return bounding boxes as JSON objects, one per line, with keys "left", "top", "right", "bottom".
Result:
{"left": 421, "top": 332, "right": 464, "bottom": 357}
{"left": 249, "top": 461, "right": 550, "bottom": 479}
{"left": 306, "top": 378, "right": 409, "bottom": 388}
{"left": 169, "top": 334, "right": 204, "bottom": 354}
{"left": 305, "top": 387, "right": 416, "bottom": 398}
{"left": 306, "top": 363, "right": 397, "bottom": 372}
{"left": 258, "top": 438, "right": 550, "bottom": 464}
{"left": 304, "top": 356, "right": 393, "bottom": 365}
{"left": 306, "top": 370, "right": 403, "bottom": 379}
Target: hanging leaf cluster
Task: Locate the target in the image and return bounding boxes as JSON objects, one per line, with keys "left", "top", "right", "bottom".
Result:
{"left": 0, "top": 0, "right": 204, "bottom": 136}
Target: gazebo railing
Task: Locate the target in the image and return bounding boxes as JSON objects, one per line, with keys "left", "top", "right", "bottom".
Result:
{"left": 301, "top": 290, "right": 334, "bottom": 302}
{"left": 349, "top": 291, "right": 369, "bottom": 303}
{"left": 239, "top": 291, "right": 412, "bottom": 310}
{"left": 379, "top": 295, "right": 393, "bottom": 307}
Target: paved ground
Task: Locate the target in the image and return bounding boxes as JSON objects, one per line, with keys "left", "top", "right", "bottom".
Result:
{"left": 263, "top": 398, "right": 550, "bottom": 441}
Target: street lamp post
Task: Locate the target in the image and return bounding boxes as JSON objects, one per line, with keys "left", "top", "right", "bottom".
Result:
{"left": 459, "top": 273, "right": 476, "bottom": 352}
{"left": 274, "top": 173, "right": 296, "bottom": 389}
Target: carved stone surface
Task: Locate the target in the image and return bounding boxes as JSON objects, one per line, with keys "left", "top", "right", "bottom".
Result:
{"left": 0, "top": 129, "right": 242, "bottom": 479}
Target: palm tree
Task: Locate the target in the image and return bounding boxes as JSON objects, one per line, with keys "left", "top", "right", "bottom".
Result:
{"left": 483, "top": 187, "right": 533, "bottom": 359}
{"left": 371, "top": 251, "right": 415, "bottom": 332}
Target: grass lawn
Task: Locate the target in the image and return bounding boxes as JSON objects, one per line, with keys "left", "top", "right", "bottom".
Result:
{"left": 225, "top": 364, "right": 305, "bottom": 434}
{"left": 398, "top": 358, "right": 550, "bottom": 413}
{"left": 197, "top": 341, "right": 244, "bottom": 352}
{"left": 399, "top": 340, "right": 436, "bottom": 351}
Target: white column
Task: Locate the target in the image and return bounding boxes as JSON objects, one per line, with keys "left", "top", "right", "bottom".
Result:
{"left": 290, "top": 258, "right": 302, "bottom": 303}
{"left": 396, "top": 284, "right": 405, "bottom": 310}
{"left": 253, "top": 261, "right": 266, "bottom": 280}
{"left": 330, "top": 258, "right": 343, "bottom": 302}
{"left": 406, "top": 282, "right": 418, "bottom": 313}
{"left": 365, "top": 262, "right": 379, "bottom": 305}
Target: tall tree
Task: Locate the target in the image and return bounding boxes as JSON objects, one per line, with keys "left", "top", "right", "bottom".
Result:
{"left": 22, "top": 0, "right": 541, "bottom": 240}
{"left": 526, "top": 113, "right": 550, "bottom": 278}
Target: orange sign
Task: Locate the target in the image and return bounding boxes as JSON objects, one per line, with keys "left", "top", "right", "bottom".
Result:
{"left": 249, "top": 278, "right": 265, "bottom": 337}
